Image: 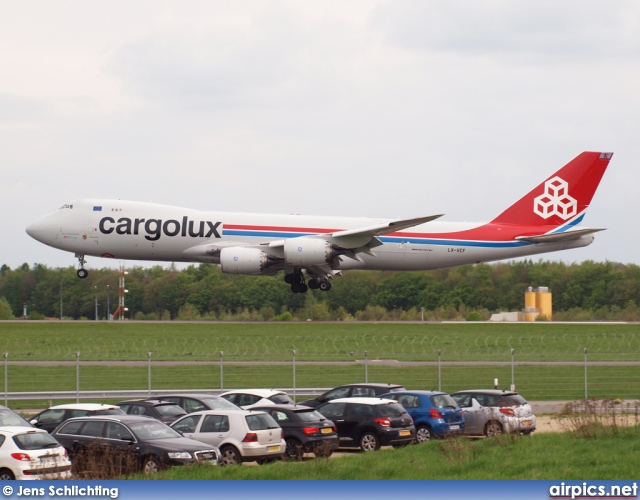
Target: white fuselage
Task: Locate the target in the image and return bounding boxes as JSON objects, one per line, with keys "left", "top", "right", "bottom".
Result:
{"left": 26, "top": 199, "right": 593, "bottom": 272}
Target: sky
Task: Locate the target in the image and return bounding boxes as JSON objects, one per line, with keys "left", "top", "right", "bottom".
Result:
{"left": 2, "top": 1, "right": 639, "bottom": 271}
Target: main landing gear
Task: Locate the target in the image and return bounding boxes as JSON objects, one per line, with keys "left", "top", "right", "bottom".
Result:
{"left": 75, "top": 254, "right": 89, "bottom": 279}
{"left": 284, "top": 270, "right": 331, "bottom": 293}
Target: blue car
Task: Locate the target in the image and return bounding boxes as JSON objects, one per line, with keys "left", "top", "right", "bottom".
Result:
{"left": 379, "top": 391, "right": 465, "bottom": 442}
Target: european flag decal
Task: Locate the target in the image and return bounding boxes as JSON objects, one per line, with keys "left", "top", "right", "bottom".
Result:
{"left": 93, "top": 206, "right": 102, "bottom": 211}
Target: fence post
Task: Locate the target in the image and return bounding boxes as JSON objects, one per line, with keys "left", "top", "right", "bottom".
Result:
{"left": 75, "top": 352, "right": 80, "bottom": 403}
{"left": 292, "top": 349, "right": 297, "bottom": 402}
{"left": 584, "top": 347, "right": 588, "bottom": 399}
{"left": 437, "top": 350, "right": 441, "bottom": 392}
{"left": 510, "top": 349, "right": 515, "bottom": 391}
{"left": 219, "top": 351, "right": 224, "bottom": 392}
{"left": 364, "top": 350, "right": 368, "bottom": 383}
{"left": 147, "top": 352, "right": 152, "bottom": 396}
{"left": 4, "top": 352, "right": 7, "bottom": 407}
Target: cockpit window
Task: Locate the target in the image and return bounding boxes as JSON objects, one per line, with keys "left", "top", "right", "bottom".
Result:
{"left": 58, "top": 204, "right": 74, "bottom": 209}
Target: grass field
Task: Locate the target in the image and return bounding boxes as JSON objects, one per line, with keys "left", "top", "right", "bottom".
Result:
{"left": 136, "top": 426, "right": 640, "bottom": 480}
{"left": 2, "top": 321, "right": 639, "bottom": 405}
{"left": 1, "top": 321, "right": 639, "bottom": 361}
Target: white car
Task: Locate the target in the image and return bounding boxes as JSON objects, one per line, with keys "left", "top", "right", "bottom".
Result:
{"left": 171, "top": 409, "right": 285, "bottom": 465}
{"left": 450, "top": 389, "right": 537, "bottom": 436}
{"left": 0, "top": 426, "right": 72, "bottom": 480}
{"left": 220, "top": 389, "right": 294, "bottom": 409}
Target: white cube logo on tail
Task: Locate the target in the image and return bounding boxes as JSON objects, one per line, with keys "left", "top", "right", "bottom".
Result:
{"left": 533, "top": 176, "right": 577, "bottom": 220}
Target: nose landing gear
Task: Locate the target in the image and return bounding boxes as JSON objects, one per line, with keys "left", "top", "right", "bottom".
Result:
{"left": 75, "top": 254, "right": 89, "bottom": 279}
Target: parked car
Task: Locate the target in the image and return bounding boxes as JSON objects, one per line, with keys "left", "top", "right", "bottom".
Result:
{"left": 0, "top": 406, "right": 35, "bottom": 428}
{"left": 220, "top": 389, "right": 294, "bottom": 409}
{"left": 299, "top": 383, "right": 406, "bottom": 409}
{"left": 170, "top": 409, "right": 285, "bottom": 465}
{"left": 316, "top": 397, "right": 415, "bottom": 451}
{"left": 146, "top": 393, "right": 239, "bottom": 413}
{"left": 115, "top": 399, "right": 187, "bottom": 425}
{"left": 379, "top": 391, "right": 465, "bottom": 442}
{"left": 450, "top": 389, "right": 537, "bottom": 436}
{"left": 29, "top": 404, "right": 124, "bottom": 433}
{"left": 51, "top": 415, "right": 220, "bottom": 474}
{"left": 251, "top": 404, "right": 339, "bottom": 459}
{"left": 0, "top": 426, "right": 72, "bottom": 480}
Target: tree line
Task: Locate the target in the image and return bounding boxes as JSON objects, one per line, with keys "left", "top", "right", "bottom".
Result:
{"left": 1, "top": 259, "right": 640, "bottom": 321}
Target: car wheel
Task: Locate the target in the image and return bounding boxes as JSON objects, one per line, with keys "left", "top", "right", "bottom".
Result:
{"left": 0, "top": 468, "right": 15, "bottom": 480}
{"left": 285, "top": 438, "right": 303, "bottom": 460}
{"left": 142, "top": 456, "right": 163, "bottom": 475}
{"left": 415, "top": 425, "right": 433, "bottom": 443}
{"left": 484, "top": 420, "right": 503, "bottom": 437}
{"left": 359, "top": 432, "right": 380, "bottom": 452}
{"left": 220, "top": 446, "right": 241, "bottom": 466}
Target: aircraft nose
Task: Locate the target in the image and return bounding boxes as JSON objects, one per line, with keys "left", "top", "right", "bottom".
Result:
{"left": 26, "top": 217, "right": 55, "bottom": 243}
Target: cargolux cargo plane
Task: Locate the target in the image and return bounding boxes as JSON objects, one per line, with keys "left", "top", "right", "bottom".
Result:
{"left": 26, "top": 152, "right": 612, "bottom": 293}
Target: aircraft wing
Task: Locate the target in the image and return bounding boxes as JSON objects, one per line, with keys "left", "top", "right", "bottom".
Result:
{"left": 323, "top": 214, "right": 444, "bottom": 250}
{"left": 516, "top": 228, "right": 605, "bottom": 243}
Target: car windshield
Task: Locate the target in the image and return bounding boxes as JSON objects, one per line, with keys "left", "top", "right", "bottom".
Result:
{"left": 128, "top": 421, "right": 182, "bottom": 440}
{"left": 294, "top": 409, "right": 327, "bottom": 422}
{"left": 0, "top": 408, "right": 33, "bottom": 427}
{"left": 201, "top": 398, "right": 238, "bottom": 410}
{"left": 431, "top": 394, "right": 458, "bottom": 408}
{"left": 13, "top": 432, "right": 61, "bottom": 450}
{"left": 377, "top": 403, "right": 406, "bottom": 417}
{"left": 154, "top": 405, "right": 186, "bottom": 417}
{"left": 269, "top": 394, "right": 294, "bottom": 404}
{"left": 246, "top": 413, "right": 280, "bottom": 430}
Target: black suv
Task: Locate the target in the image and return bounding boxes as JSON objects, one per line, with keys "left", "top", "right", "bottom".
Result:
{"left": 116, "top": 399, "right": 187, "bottom": 425}
{"left": 316, "top": 397, "right": 415, "bottom": 451}
{"left": 252, "top": 404, "right": 339, "bottom": 459}
{"left": 51, "top": 415, "right": 220, "bottom": 474}
{"left": 300, "top": 383, "right": 406, "bottom": 409}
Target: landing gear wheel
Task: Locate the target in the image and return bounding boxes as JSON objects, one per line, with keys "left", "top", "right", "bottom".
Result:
{"left": 319, "top": 281, "right": 331, "bottom": 291}
{"left": 284, "top": 273, "right": 295, "bottom": 284}
{"left": 308, "top": 279, "right": 319, "bottom": 290}
{"left": 77, "top": 269, "right": 89, "bottom": 279}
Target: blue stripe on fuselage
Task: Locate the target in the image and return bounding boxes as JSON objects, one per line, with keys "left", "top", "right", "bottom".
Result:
{"left": 221, "top": 230, "right": 534, "bottom": 249}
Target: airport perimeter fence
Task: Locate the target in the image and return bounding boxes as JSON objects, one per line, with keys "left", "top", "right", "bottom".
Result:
{"left": 2, "top": 332, "right": 640, "bottom": 408}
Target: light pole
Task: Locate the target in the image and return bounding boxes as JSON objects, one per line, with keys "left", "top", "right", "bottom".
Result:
{"left": 94, "top": 286, "right": 98, "bottom": 321}
{"left": 106, "top": 285, "right": 110, "bottom": 321}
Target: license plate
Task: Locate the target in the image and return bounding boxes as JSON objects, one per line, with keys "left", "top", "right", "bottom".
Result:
{"left": 321, "top": 428, "right": 333, "bottom": 434}
{"left": 267, "top": 445, "right": 280, "bottom": 452}
{"left": 399, "top": 430, "right": 411, "bottom": 437}
{"left": 523, "top": 420, "right": 532, "bottom": 426}
{"left": 449, "top": 425, "right": 460, "bottom": 431}
{"left": 39, "top": 457, "right": 56, "bottom": 466}
{"left": 201, "top": 453, "right": 214, "bottom": 460}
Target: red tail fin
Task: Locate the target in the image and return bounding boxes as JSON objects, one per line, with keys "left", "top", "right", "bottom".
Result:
{"left": 491, "top": 152, "right": 612, "bottom": 227}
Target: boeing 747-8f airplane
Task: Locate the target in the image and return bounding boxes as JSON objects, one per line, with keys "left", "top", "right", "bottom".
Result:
{"left": 26, "top": 152, "right": 612, "bottom": 293}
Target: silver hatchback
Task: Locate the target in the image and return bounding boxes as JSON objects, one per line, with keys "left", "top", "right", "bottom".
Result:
{"left": 171, "top": 409, "right": 285, "bottom": 465}
{"left": 450, "top": 390, "right": 536, "bottom": 436}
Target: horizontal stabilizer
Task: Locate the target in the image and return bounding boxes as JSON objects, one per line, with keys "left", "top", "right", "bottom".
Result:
{"left": 516, "top": 228, "right": 605, "bottom": 243}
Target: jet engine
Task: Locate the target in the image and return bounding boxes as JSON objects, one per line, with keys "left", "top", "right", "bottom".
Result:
{"left": 283, "top": 237, "right": 339, "bottom": 266}
{"left": 220, "top": 247, "right": 275, "bottom": 275}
